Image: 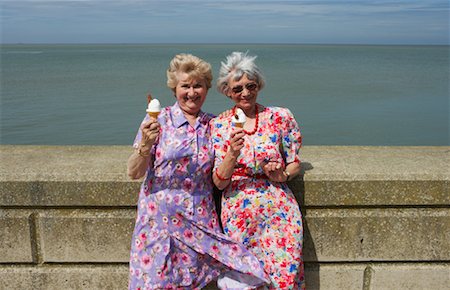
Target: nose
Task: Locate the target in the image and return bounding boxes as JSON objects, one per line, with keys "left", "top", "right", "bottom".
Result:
{"left": 187, "top": 86, "right": 195, "bottom": 95}
{"left": 241, "top": 86, "right": 252, "bottom": 96}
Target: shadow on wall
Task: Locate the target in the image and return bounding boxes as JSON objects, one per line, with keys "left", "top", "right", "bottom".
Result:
{"left": 289, "top": 162, "right": 320, "bottom": 289}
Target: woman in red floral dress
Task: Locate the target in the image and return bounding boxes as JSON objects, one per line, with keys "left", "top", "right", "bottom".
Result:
{"left": 211, "top": 51, "right": 306, "bottom": 289}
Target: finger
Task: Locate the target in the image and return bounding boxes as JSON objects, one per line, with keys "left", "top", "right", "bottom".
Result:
{"left": 233, "top": 136, "right": 245, "bottom": 146}
{"left": 235, "top": 130, "right": 245, "bottom": 138}
{"left": 149, "top": 122, "right": 160, "bottom": 131}
{"left": 231, "top": 128, "right": 244, "bottom": 136}
{"left": 270, "top": 162, "right": 276, "bottom": 172}
{"left": 231, "top": 135, "right": 243, "bottom": 145}
{"left": 269, "top": 162, "right": 279, "bottom": 172}
{"left": 235, "top": 141, "right": 244, "bottom": 149}
{"left": 141, "top": 121, "right": 153, "bottom": 129}
{"left": 264, "top": 161, "right": 273, "bottom": 171}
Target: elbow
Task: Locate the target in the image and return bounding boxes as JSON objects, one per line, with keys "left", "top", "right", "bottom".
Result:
{"left": 127, "top": 168, "right": 143, "bottom": 180}
{"left": 214, "top": 180, "right": 229, "bottom": 191}
{"left": 216, "top": 184, "right": 227, "bottom": 191}
{"left": 127, "top": 171, "right": 138, "bottom": 180}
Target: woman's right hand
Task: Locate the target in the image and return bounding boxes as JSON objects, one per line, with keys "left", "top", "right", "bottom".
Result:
{"left": 140, "top": 118, "right": 160, "bottom": 149}
{"left": 127, "top": 117, "right": 159, "bottom": 180}
{"left": 228, "top": 128, "right": 245, "bottom": 158}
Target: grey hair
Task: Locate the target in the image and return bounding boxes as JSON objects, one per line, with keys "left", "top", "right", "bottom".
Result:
{"left": 216, "top": 51, "right": 265, "bottom": 96}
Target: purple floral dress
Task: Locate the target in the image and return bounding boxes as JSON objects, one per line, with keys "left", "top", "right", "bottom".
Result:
{"left": 128, "top": 102, "right": 267, "bottom": 290}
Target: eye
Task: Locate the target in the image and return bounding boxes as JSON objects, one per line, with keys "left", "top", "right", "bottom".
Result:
{"left": 246, "top": 83, "right": 257, "bottom": 91}
{"left": 232, "top": 86, "right": 244, "bottom": 94}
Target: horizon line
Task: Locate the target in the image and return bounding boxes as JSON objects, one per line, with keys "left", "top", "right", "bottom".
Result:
{"left": 1, "top": 42, "right": 448, "bottom": 46}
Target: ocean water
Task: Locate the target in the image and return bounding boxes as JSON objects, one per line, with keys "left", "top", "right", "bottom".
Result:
{"left": 1, "top": 44, "right": 448, "bottom": 145}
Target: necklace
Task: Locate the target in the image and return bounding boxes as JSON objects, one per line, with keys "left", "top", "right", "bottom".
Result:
{"left": 233, "top": 104, "right": 259, "bottom": 135}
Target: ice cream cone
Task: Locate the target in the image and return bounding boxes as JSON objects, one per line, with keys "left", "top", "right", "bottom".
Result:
{"left": 147, "top": 111, "right": 160, "bottom": 119}
{"left": 146, "top": 99, "right": 161, "bottom": 119}
{"left": 233, "top": 108, "right": 246, "bottom": 128}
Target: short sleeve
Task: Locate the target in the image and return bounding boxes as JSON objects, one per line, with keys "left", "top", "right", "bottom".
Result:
{"left": 279, "top": 108, "right": 302, "bottom": 164}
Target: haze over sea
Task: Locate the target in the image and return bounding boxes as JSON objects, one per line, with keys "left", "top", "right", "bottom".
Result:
{"left": 1, "top": 44, "right": 448, "bottom": 146}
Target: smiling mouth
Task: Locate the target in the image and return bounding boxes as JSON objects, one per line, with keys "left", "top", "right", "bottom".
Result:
{"left": 186, "top": 95, "right": 200, "bottom": 101}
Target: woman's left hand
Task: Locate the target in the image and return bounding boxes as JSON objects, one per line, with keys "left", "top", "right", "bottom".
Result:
{"left": 261, "top": 160, "right": 287, "bottom": 182}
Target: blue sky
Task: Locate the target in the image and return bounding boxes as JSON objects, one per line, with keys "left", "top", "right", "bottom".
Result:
{"left": 1, "top": 0, "right": 448, "bottom": 44}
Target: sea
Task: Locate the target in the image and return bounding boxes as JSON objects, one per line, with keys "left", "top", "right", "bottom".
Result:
{"left": 1, "top": 44, "right": 448, "bottom": 146}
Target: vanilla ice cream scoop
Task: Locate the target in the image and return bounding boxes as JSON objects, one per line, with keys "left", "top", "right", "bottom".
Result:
{"left": 146, "top": 99, "right": 161, "bottom": 118}
{"left": 233, "top": 108, "right": 246, "bottom": 127}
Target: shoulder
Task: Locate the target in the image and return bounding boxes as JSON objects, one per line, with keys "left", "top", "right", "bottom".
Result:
{"left": 203, "top": 111, "right": 216, "bottom": 122}
{"left": 210, "top": 113, "right": 229, "bottom": 129}
{"left": 265, "top": 106, "right": 295, "bottom": 119}
{"left": 157, "top": 106, "right": 171, "bottom": 123}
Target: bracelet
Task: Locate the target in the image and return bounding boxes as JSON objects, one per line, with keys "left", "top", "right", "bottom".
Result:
{"left": 215, "top": 168, "right": 232, "bottom": 181}
{"left": 283, "top": 170, "right": 291, "bottom": 182}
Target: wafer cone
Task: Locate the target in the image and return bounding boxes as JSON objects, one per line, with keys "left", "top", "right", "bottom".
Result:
{"left": 148, "top": 111, "right": 160, "bottom": 118}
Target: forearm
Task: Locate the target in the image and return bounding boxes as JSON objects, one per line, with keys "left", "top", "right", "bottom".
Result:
{"left": 127, "top": 148, "right": 153, "bottom": 180}
{"left": 128, "top": 117, "right": 160, "bottom": 180}
{"left": 213, "top": 152, "right": 238, "bottom": 190}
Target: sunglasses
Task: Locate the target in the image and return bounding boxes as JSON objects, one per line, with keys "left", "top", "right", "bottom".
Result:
{"left": 231, "top": 83, "right": 258, "bottom": 94}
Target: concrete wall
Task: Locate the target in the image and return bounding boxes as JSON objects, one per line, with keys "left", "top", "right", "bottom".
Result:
{"left": 1, "top": 145, "right": 449, "bottom": 290}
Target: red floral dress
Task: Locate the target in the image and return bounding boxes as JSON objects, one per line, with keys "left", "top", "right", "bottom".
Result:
{"left": 211, "top": 105, "right": 305, "bottom": 289}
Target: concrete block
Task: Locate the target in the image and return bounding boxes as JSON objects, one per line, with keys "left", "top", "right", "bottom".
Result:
{"left": 0, "top": 210, "right": 33, "bottom": 263}
{"left": 0, "top": 181, "right": 139, "bottom": 207}
{"left": 0, "top": 265, "right": 128, "bottom": 290}
{"left": 369, "top": 263, "right": 450, "bottom": 290}
{"left": 39, "top": 209, "right": 135, "bottom": 262}
{"left": 289, "top": 180, "right": 449, "bottom": 207}
{"left": 299, "top": 146, "right": 449, "bottom": 181}
{"left": 303, "top": 208, "right": 450, "bottom": 262}
{"left": 201, "top": 263, "right": 366, "bottom": 290}
{"left": 0, "top": 145, "right": 132, "bottom": 182}
{"left": 304, "top": 263, "right": 365, "bottom": 290}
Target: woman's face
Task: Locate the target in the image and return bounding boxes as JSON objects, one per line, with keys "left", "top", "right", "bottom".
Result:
{"left": 175, "top": 72, "right": 208, "bottom": 116}
{"left": 228, "top": 74, "right": 259, "bottom": 111}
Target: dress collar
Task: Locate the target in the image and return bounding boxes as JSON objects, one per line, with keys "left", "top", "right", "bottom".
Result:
{"left": 171, "top": 102, "right": 207, "bottom": 129}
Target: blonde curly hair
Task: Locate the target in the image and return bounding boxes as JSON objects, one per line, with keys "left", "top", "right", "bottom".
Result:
{"left": 166, "top": 54, "right": 213, "bottom": 92}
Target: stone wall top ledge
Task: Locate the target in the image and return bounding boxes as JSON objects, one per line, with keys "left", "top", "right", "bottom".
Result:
{"left": 1, "top": 145, "right": 448, "bottom": 182}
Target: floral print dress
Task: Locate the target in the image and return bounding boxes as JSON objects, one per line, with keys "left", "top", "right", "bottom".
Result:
{"left": 128, "top": 102, "right": 267, "bottom": 290}
{"left": 211, "top": 105, "right": 305, "bottom": 289}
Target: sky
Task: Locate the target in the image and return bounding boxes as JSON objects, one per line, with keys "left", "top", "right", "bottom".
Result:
{"left": 1, "top": 0, "right": 449, "bottom": 45}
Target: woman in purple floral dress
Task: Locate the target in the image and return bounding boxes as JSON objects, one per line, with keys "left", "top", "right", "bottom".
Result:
{"left": 211, "top": 52, "right": 305, "bottom": 289}
{"left": 127, "top": 54, "right": 267, "bottom": 289}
